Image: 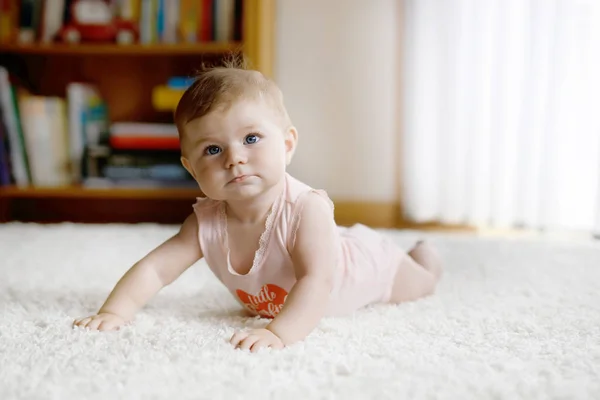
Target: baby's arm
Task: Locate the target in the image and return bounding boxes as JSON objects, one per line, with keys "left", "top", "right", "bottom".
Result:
{"left": 73, "top": 213, "right": 203, "bottom": 331}
{"left": 232, "top": 192, "right": 337, "bottom": 349}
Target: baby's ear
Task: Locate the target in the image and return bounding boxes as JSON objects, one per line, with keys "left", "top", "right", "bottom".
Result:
{"left": 285, "top": 126, "right": 298, "bottom": 165}
{"left": 180, "top": 157, "right": 196, "bottom": 180}
{"left": 180, "top": 157, "right": 206, "bottom": 197}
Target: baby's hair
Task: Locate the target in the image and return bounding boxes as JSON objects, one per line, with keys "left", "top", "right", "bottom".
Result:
{"left": 174, "top": 53, "right": 291, "bottom": 152}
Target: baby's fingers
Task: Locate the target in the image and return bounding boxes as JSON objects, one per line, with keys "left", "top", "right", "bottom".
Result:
{"left": 269, "top": 340, "right": 284, "bottom": 350}
{"left": 250, "top": 339, "right": 270, "bottom": 353}
{"left": 230, "top": 331, "right": 249, "bottom": 347}
{"left": 98, "top": 320, "right": 121, "bottom": 332}
{"left": 238, "top": 335, "right": 259, "bottom": 351}
{"left": 73, "top": 317, "right": 92, "bottom": 328}
{"left": 86, "top": 317, "right": 104, "bottom": 331}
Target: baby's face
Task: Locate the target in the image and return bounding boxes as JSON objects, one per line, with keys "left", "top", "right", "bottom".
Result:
{"left": 181, "top": 99, "right": 295, "bottom": 201}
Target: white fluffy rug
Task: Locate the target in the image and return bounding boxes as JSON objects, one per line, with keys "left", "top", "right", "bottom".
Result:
{"left": 1, "top": 223, "right": 599, "bottom": 400}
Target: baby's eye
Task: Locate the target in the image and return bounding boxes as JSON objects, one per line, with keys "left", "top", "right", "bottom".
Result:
{"left": 204, "top": 145, "right": 221, "bottom": 156}
{"left": 244, "top": 134, "right": 260, "bottom": 145}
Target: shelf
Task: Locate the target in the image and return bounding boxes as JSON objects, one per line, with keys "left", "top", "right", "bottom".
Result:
{"left": 0, "top": 185, "right": 201, "bottom": 200}
{"left": 0, "top": 0, "right": 274, "bottom": 224}
{"left": 0, "top": 42, "right": 243, "bottom": 56}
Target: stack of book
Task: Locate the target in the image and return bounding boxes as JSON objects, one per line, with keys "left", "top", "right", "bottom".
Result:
{"left": 84, "top": 122, "right": 195, "bottom": 189}
{"left": 0, "top": 66, "right": 195, "bottom": 189}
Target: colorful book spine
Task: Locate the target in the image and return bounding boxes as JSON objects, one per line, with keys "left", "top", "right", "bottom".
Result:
{"left": 0, "top": 67, "right": 30, "bottom": 186}
{"left": 18, "top": 96, "right": 71, "bottom": 187}
{"left": 0, "top": 114, "right": 11, "bottom": 185}
{"left": 0, "top": 0, "right": 16, "bottom": 43}
{"left": 178, "top": 0, "right": 198, "bottom": 43}
{"left": 198, "top": 0, "right": 213, "bottom": 42}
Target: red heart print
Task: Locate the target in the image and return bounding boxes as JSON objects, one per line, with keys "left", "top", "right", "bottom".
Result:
{"left": 236, "top": 284, "right": 288, "bottom": 318}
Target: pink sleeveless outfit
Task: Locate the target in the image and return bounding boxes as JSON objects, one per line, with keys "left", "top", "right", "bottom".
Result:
{"left": 192, "top": 173, "right": 407, "bottom": 318}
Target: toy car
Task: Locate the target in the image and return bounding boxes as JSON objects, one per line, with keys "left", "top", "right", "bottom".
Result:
{"left": 57, "top": 0, "right": 138, "bottom": 44}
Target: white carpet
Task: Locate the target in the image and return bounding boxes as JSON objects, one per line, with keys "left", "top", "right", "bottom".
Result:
{"left": 1, "top": 223, "right": 599, "bottom": 400}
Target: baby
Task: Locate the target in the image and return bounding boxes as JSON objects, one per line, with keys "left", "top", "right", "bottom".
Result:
{"left": 73, "top": 63, "right": 443, "bottom": 352}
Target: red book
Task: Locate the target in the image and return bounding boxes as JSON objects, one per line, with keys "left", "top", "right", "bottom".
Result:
{"left": 198, "top": 0, "right": 213, "bottom": 42}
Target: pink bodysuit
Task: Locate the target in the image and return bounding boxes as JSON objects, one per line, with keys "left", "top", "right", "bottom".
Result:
{"left": 192, "top": 173, "right": 407, "bottom": 318}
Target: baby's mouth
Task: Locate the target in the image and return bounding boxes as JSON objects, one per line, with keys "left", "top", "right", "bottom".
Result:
{"left": 229, "top": 175, "right": 249, "bottom": 184}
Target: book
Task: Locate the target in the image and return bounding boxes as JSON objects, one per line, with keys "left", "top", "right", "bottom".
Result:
{"left": 66, "top": 82, "right": 108, "bottom": 182}
{"left": 39, "top": 0, "right": 66, "bottom": 43}
{"left": 0, "top": 67, "right": 30, "bottom": 186}
{"left": 109, "top": 122, "right": 179, "bottom": 150}
{"left": 0, "top": 112, "right": 11, "bottom": 185}
{"left": 19, "top": 95, "right": 71, "bottom": 187}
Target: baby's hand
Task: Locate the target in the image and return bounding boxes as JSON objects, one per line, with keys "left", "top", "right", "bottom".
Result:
{"left": 72, "top": 312, "right": 126, "bottom": 332}
{"left": 230, "top": 328, "right": 284, "bottom": 352}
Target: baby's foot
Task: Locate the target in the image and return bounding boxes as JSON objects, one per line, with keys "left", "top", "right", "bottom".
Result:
{"left": 408, "top": 240, "right": 443, "bottom": 280}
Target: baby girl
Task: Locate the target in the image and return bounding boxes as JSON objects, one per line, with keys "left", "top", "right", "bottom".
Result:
{"left": 73, "top": 63, "right": 443, "bottom": 352}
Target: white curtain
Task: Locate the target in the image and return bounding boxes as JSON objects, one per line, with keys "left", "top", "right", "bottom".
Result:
{"left": 401, "top": 0, "right": 600, "bottom": 233}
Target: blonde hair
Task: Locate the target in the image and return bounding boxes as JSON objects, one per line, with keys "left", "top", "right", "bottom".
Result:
{"left": 174, "top": 56, "right": 291, "bottom": 151}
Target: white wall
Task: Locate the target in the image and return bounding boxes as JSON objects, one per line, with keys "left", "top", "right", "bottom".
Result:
{"left": 274, "top": 0, "right": 399, "bottom": 202}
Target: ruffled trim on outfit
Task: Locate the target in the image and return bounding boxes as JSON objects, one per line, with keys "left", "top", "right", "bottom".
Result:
{"left": 220, "top": 190, "right": 284, "bottom": 276}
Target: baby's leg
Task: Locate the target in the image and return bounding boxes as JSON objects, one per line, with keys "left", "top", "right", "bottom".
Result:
{"left": 408, "top": 240, "right": 443, "bottom": 280}
{"left": 389, "top": 241, "right": 443, "bottom": 303}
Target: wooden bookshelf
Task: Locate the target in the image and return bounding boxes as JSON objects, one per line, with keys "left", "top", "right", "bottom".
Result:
{"left": 0, "top": 185, "right": 201, "bottom": 199}
{"left": 0, "top": 42, "right": 243, "bottom": 56}
{"left": 0, "top": 0, "right": 276, "bottom": 224}
{"left": 0, "top": 185, "right": 202, "bottom": 224}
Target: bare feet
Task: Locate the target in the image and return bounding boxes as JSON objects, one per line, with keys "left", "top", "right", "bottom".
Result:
{"left": 389, "top": 240, "right": 443, "bottom": 303}
{"left": 408, "top": 240, "right": 443, "bottom": 281}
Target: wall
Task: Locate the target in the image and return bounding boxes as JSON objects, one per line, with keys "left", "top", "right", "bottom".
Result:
{"left": 274, "top": 0, "right": 399, "bottom": 202}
